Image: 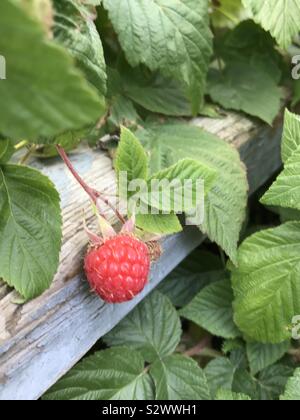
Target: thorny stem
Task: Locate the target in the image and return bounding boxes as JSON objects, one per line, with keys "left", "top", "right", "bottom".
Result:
{"left": 56, "top": 145, "right": 126, "bottom": 224}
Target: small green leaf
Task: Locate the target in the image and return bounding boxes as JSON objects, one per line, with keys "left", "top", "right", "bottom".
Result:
{"left": 261, "top": 148, "right": 300, "bottom": 210}
{"left": 243, "top": 0, "right": 300, "bottom": 49}
{"left": 0, "top": 165, "right": 62, "bottom": 300}
{"left": 246, "top": 341, "right": 290, "bottom": 375}
{"left": 104, "top": 291, "right": 182, "bottom": 363}
{"left": 208, "top": 60, "right": 281, "bottom": 125}
{"left": 280, "top": 368, "right": 300, "bottom": 400}
{"left": 150, "top": 355, "right": 211, "bottom": 400}
{"left": 102, "top": 0, "right": 213, "bottom": 114}
{"left": 136, "top": 213, "right": 182, "bottom": 235}
{"left": 205, "top": 357, "right": 237, "bottom": 398}
{"left": 261, "top": 110, "right": 300, "bottom": 209}
{"left": 0, "top": 0, "right": 105, "bottom": 140}
{"left": 256, "top": 364, "right": 293, "bottom": 400}
{"left": 180, "top": 278, "right": 240, "bottom": 339}
{"left": 215, "top": 389, "right": 251, "bottom": 401}
{"left": 115, "top": 127, "right": 148, "bottom": 188}
{"left": 232, "top": 222, "right": 300, "bottom": 343}
{"left": 43, "top": 347, "right": 154, "bottom": 400}
{"left": 53, "top": 0, "right": 107, "bottom": 95}
{"left": 159, "top": 250, "right": 223, "bottom": 307}
{"left": 232, "top": 369, "right": 259, "bottom": 399}
{"left": 0, "top": 139, "right": 14, "bottom": 164}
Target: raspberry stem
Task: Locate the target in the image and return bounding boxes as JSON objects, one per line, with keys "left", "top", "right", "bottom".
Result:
{"left": 56, "top": 145, "right": 126, "bottom": 224}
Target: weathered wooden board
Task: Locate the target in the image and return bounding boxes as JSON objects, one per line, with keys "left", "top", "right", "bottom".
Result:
{"left": 0, "top": 112, "right": 283, "bottom": 400}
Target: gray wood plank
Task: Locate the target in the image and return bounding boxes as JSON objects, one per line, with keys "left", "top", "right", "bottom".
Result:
{"left": 0, "top": 112, "right": 283, "bottom": 400}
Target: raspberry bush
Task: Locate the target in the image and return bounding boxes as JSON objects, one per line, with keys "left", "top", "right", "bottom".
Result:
{"left": 0, "top": 0, "right": 300, "bottom": 401}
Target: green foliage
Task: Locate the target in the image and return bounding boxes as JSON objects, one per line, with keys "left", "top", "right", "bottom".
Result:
{"left": 115, "top": 126, "right": 217, "bottom": 233}
{"left": 0, "top": 165, "right": 62, "bottom": 300}
{"left": 53, "top": 0, "right": 107, "bottom": 95}
{"left": 180, "top": 278, "right": 240, "bottom": 339}
{"left": 44, "top": 277, "right": 296, "bottom": 401}
{"left": 215, "top": 389, "right": 251, "bottom": 401}
{"left": 138, "top": 122, "right": 248, "bottom": 263}
{"left": 243, "top": 0, "right": 300, "bottom": 49}
{"left": 115, "top": 127, "right": 148, "bottom": 188}
{"left": 208, "top": 21, "right": 282, "bottom": 124}
{"left": 104, "top": 291, "right": 182, "bottom": 363}
{"left": 0, "top": 0, "right": 105, "bottom": 140}
{"left": 232, "top": 222, "right": 300, "bottom": 343}
{"left": 102, "top": 0, "right": 213, "bottom": 114}
{"left": 43, "top": 347, "right": 154, "bottom": 400}
{"left": 150, "top": 355, "right": 211, "bottom": 400}
{"left": 262, "top": 111, "right": 300, "bottom": 209}
{"left": 158, "top": 250, "right": 224, "bottom": 307}
{"left": 280, "top": 368, "right": 300, "bottom": 400}
{"left": 0, "top": 139, "right": 15, "bottom": 164}
{"left": 2, "top": 0, "right": 299, "bottom": 401}
{"left": 246, "top": 341, "right": 290, "bottom": 376}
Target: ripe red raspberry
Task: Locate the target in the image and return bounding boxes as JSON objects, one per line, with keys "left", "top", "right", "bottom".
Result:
{"left": 84, "top": 235, "right": 150, "bottom": 303}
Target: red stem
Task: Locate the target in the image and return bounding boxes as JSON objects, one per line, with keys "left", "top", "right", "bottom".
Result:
{"left": 56, "top": 145, "right": 126, "bottom": 224}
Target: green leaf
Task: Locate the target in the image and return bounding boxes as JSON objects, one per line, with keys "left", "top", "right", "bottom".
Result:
{"left": 158, "top": 250, "right": 223, "bottom": 307}
{"left": 180, "top": 278, "right": 240, "bottom": 339}
{"left": 243, "top": 0, "right": 300, "bottom": 49}
{"left": 53, "top": 0, "right": 107, "bottom": 95}
{"left": 142, "top": 159, "right": 217, "bottom": 213}
{"left": 0, "top": 0, "right": 105, "bottom": 140}
{"left": 256, "top": 364, "right": 293, "bottom": 400}
{"left": 261, "top": 110, "right": 300, "bottom": 209}
{"left": 231, "top": 368, "right": 259, "bottom": 399}
{"left": 281, "top": 109, "right": 300, "bottom": 163}
{"left": 136, "top": 213, "right": 182, "bottom": 235}
{"left": 215, "top": 389, "right": 251, "bottom": 401}
{"left": 108, "top": 95, "right": 140, "bottom": 128}
{"left": 208, "top": 61, "right": 281, "bottom": 125}
{"left": 232, "top": 222, "right": 300, "bottom": 343}
{"left": 205, "top": 357, "right": 237, "bottom": 398}
{"left": 115, "top": 127, "right": 148, "bottom": 199}
{"left": 43, "top": 347, "right": 154, "bottom": 400}
{"left": 280, "top": 368, "right": 300, "bottom": 400}
{"left": 150, "top": 355, "right": 211, "bottom": 400}
{"left": 261, "top": 149, "right": 300, "bottom": 210}
{"left": 0, "top": 165, "right": 62, "bottom": 300}
{"left": 0, "top": 139, "right": 14, "bottom": 164}
{"left": 138, "top": 123, "right": 248, "bottom": 263}
{"left": 123, "top": 70, "right": 192, "bottom": 117}
{"left": 104, "top": 291, "right": 182, "bottom": 363}
{"left": 246, "top": 341, "right": 290, "bottom": 376}
{"left": 102, "top": 0, "right": 213, "bottom": 114}
{"left": 219, "top": 20, "right": 282, "bottom": 84}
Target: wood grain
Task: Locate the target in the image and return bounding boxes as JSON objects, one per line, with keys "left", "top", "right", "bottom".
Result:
{"left": 0, "top": 112, "right": 283, "bottom": 400}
